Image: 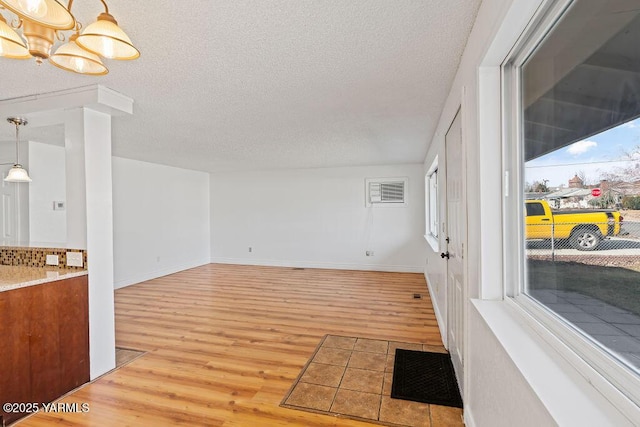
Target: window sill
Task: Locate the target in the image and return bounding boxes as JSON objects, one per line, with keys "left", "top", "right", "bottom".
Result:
{"left": 424, "top": 234, "right": 439, "bottom": 252}
{"left": 471, "top": 299, "right": 639, "bottom": 426}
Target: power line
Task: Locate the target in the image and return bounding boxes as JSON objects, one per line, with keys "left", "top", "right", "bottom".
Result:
{"left": 526, "top": 158, "right": 639, "bottom": 168}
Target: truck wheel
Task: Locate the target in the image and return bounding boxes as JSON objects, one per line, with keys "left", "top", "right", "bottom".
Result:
{"left": 570, "top": 228, "right": 601, "bottom": 251}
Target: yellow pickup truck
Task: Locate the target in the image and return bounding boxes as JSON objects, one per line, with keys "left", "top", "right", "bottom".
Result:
{"left": 525, "top": 199, "right": 623, "bottom": 251}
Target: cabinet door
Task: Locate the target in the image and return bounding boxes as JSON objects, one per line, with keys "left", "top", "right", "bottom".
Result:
{"left": 56, "top": 276, "right": 90, "bottom": 392}
{"left": 0, "top": 287, "right": 32, "bottom": 425}
{"left": 29, "top": 282, "right": 62, "bottom": 404}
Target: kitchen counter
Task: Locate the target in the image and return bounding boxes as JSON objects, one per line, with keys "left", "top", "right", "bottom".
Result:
{"left": 0, "top": 265, "right": 88, "bottom": 293}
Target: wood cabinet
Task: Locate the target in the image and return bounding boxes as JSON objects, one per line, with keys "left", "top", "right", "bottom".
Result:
{"left": 0, "top": 275, "right": 89, "bottom": 425}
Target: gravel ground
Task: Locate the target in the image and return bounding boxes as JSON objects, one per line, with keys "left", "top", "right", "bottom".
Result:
{"left": 527, "top": 254, "right": 640, "bottom": 272}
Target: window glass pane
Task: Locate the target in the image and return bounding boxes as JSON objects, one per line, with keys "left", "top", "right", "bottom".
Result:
{"left": 522, "top": 0, "right": 640, "bottom": 374}
{"left": 429, "top": 170, "right": 438, "bottom": 238}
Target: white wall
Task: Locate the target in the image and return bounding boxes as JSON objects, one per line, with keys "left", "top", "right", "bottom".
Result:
{"left": 425, "top": 0, "right": 640, "bottom": 425}
{"left": 211, "top": 164, "right": 426, "bottom": 272}
{"left": 112, "top": 157, "right": 211, "bottom": 289}
{"left": 28, "top": 141, "right": 67, "bottom": 246}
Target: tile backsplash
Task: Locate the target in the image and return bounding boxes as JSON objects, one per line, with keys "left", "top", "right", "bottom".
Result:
{"left": 0, "top": 247, "right": 88, "bottom": 269}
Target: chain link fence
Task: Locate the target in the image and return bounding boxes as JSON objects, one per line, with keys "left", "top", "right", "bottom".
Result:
{"left": 526, "top": 220, "right": 640, "bottom": 271}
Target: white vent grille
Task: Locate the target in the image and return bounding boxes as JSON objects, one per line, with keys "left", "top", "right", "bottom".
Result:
{"left": 366, "top": 178, "right": 408, "bottom": 207}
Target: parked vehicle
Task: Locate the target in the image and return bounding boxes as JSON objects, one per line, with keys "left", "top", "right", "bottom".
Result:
{"left": 525, "top": 199, "right": 623, "bottom": 251}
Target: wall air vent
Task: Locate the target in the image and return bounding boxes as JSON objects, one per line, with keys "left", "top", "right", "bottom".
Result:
{"left": 365, "top": 177, "right": 408, "bottom": 207}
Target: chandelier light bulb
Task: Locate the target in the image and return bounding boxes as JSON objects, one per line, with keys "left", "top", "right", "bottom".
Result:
{"left": 73, "top": 56, "right": 84, "bottom": 72}
{"left": 17, "top": 0, "right": 47, "bottom": 18}
{"left": 102, "top": 37, "right": 113, "bottom": 58}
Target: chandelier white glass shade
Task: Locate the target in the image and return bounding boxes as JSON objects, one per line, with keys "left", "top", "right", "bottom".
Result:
{"left": 76, "top": 12, "right": 139, "bottom": 60}
{"left": 4, "top": 117, "right": 31, "bottom": 183}
{"left": 0, "top": 0, "right": 138, "bottom": 74}
{"left": 50, "top": 32, "right": 107, "bottom": 74}
{"left": 0, "top": 14, "right": 30, "bottom": 58}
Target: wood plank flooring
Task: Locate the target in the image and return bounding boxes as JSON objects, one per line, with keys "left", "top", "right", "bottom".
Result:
{"left": 18, "top": 264, "right": 448, "bottom": 427}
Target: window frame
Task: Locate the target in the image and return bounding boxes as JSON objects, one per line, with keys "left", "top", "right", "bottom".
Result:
{"left": 502, "top": 0, "right": 640, "bottom": 408}
{"left": 425, "top": 156, "right": 439, "bottom": 251}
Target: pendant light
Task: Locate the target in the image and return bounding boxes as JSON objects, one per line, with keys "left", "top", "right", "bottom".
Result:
{"left": 4, "top": 117, "right": 31, "bottom": 183}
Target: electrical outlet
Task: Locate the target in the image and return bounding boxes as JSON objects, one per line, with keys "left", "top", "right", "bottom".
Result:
{"left": 366, "top": 251, "right": 374, "bottom": 256}
{"left": 248, "top": 247, "right": 252, "bottom": 252}
{"left": 66, "top": 251, "right": 83, "bottom": 267}
{"left": 46, "top": 254, "right": 59, "bottom": 266}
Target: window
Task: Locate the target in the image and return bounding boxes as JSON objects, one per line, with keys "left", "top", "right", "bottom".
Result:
{"left": 525, "top": 202, "right": 544, "bottom": 217}
{"left": 506, "top": 0, "right": 640, "bottom": 402}
{"left": 425, "top": 157, "right": 439, "bottom": 250}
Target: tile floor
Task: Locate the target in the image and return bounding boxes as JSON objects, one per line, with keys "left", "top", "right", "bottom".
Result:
{"left": 281, "top": 335, "right": 464, "bottom": 427}
{"left": 530, "top": 289, "right": 640, "bottom": 370}
{"left": 115, "top": 347, "right": 146, "bottom": 368}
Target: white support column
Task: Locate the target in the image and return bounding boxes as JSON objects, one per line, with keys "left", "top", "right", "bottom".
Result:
{"left": 2, "top": 86, "right": 132, "bottom": 380}
{"left": 65, "top": 107, "right": 116, "bottom": 379}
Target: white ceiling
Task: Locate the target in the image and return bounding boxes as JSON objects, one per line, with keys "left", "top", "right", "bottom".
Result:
{"left": 0, "top": 1, "right": 481, "bottom": 172}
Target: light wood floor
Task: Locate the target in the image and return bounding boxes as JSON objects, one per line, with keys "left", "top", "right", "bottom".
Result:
{"left": 19, "top": 264, "right": 448, "bottom": 426}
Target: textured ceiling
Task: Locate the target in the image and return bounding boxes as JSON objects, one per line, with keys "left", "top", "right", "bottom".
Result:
{"left": 0, "top": 1, "right": 481, "bottom": 172}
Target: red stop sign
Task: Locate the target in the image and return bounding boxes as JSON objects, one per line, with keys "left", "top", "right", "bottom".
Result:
{"left": 592, "top": 188, "right": 602, "bottom": 197}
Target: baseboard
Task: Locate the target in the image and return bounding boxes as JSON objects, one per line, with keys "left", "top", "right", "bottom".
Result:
{"left": 425, "top": 269, "right": 447, "bottom": 347}
{"left": 464, "top": 408, "right": 477, "bottom": 427}
{"left": 210, "top": 257, "right": 424, "bottom": 273}
{"left": 113, "top": 258, "right": 210, "bottom": 289}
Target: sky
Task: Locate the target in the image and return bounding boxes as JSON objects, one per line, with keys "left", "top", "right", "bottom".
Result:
{"left": 525, "top": 118, "right": 640, "bottom": 188}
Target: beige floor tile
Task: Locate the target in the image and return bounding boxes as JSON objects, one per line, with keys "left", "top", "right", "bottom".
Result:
{"left": 382, "top": 372, "right": 393, "bottom": 396}
{"left": 330, "top": 389, "right": 381, "bottom": 420}
{"left": 115, "top": 348, "right": 144, "bottom": 367}
{"left": 389, "top": 341, "right": 424, "bottom": 354}
{"left": 323, "top": 335, "right": 357, "bottom": 350}
{"left": 285, "top": 383, "right": 337, "bottom": 411}
{"left": 340, "top": 368, "right": 384, "bottom": 394}
{"left": 385, "top": 353, "right": 395, "bottom": 372}
{"left": 422, "top": 344, "right": 448, "bottom": 354}
{"left": 312, "top": 347, "right": 352, "bottom": 366}
{"left": 379, "top": 396, "right": 430, "bottom": 427}
{"left": 348, "top": 351, "right": 386, "bottom": 371}
{"left": 354, "top": 338, "right": 389, "bottom": 354}
{"left": 430, "top": 405, "right": 464, "bottom": 426}
{"left": 299, "top": 362, "right": 345, "bottom": 387}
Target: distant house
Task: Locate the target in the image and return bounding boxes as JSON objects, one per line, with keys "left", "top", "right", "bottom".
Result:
{"left": 543, "top": 188, "right": 593, "bottom": 208}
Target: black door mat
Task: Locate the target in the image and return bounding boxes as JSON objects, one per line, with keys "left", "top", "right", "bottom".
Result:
{"left": 391, "top": 349, "right": 463, "bottom": 408}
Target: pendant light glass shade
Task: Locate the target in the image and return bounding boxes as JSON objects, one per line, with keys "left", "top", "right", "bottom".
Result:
{"left": 0, "top": 0, "right": 75, "bottom": 30}
{"left": 5, "top": 164, "right": 32, "bottom": 182}
{"left": 76, "top": 12, "right": 139, "bottom": 60}
{"left": 4, "top": 117, "right": 31, "bottom": 183}
{"left": 0, "top": 14, "right": 31, "bottom": 58}
{"left": 50, "top": 33, "right": 108, "bottom": 75}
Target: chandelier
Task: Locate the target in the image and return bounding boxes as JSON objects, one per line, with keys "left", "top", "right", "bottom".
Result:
{"left": 0, "top": 0, "right": 139, "bottom": 75}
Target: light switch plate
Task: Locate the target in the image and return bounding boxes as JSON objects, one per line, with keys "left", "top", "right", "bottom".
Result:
{"left": 45, "top": 254, "right": 59, "bottom": 266}
{"left": 66, "top": 251, "right": 83, "bottom": 267}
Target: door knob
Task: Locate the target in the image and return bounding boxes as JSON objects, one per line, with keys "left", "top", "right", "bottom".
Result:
{"left": 440, "top": 252, "right": 450, "bottom": 259}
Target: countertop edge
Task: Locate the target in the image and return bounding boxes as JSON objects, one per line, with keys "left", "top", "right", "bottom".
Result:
{"left": 0, "top": 270, "right": 88, "bottom": 293}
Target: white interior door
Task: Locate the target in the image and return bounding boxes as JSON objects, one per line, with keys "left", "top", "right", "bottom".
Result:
{"left": 445, "top": 108, "right": 465, "bottom": 393}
